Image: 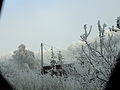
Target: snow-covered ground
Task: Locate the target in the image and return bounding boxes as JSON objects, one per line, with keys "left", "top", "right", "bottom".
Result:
{"left": 0, "top": 56, "right": 84, "bottom": 90}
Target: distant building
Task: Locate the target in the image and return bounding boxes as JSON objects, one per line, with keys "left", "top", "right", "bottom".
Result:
{"left": 43, "top": 61, "right": 75, "bottom": 77}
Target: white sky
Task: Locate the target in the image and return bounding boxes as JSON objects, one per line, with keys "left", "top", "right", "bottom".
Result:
{"left": 0, "top": 0, "right": 120, "bottom": 54}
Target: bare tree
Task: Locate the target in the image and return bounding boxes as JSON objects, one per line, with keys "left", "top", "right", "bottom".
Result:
{"left": 75, "top": 20, "right": 120, "bottom": 89}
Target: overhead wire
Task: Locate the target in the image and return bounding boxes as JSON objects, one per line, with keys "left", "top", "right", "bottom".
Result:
{"left": 43, "top": 43, "right": 60, "bottom": 52}
{"left": 39, "top": 43, "right": 64, "bottom": 64}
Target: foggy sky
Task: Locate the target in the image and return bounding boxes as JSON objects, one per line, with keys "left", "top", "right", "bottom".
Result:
{"left": 0, "top": 0, "right": 120, "bottom": 54}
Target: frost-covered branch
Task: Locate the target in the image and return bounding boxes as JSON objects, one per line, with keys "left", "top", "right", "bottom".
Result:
{"left": 80, "top": 24, "right": 92, "bottom": 41}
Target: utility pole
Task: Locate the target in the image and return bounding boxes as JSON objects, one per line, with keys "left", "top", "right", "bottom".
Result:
{"left": 41, "top": 43, "right": 44, "bottom": 74}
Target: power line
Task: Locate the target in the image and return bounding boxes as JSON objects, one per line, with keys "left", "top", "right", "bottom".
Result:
{"left": 42, "top": 43, "right": 60, "bottom": 51}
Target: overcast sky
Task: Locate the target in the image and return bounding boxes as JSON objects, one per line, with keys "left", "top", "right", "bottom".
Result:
{"left": 0, "top": 0, "right": 120, "bottom": 54}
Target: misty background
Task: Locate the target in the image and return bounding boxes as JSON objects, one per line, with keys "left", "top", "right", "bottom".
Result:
{"left": 0, "top": 0, "right": 120, "bottom": 54}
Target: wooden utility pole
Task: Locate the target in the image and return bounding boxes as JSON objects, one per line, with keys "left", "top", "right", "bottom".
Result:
{"left": 41, "top": 43, "right": 44, "bottom": 74}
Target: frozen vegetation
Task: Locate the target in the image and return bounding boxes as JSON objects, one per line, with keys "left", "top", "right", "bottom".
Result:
{"left": 0, "top": 20, "right": 120, "bottom": 90}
